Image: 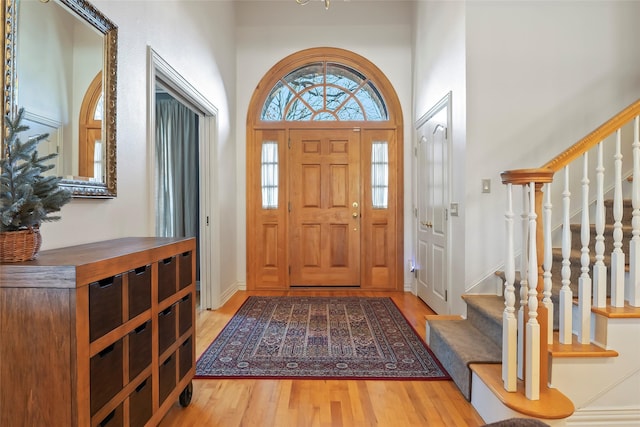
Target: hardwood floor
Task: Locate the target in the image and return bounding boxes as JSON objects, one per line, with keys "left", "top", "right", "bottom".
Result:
{"left": 159, "top": 290, "right": 485, "bottom": 427}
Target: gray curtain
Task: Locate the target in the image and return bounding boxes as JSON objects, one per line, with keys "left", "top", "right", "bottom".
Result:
{"left": 155, "top": 95, "right": 199, "bottom": 239}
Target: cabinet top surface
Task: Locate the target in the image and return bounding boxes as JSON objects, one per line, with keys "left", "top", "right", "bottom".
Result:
{"left": 0, "top": 237, "right": 195, "bottom": 288}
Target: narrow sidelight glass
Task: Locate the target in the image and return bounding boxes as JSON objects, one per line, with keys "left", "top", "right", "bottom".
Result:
{"left": 261, "top": 141, "right": 279, "bottom": 209}
{"left": 371, "top": 141, "right": 388, "bottom": 209}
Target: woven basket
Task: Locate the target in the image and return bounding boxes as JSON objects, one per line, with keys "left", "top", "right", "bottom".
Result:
{"left": 0, "top": 227, "right": 42, "bottom": 262}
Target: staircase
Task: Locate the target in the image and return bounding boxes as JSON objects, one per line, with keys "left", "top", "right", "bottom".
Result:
{"left": 549, "top": 199, "right": 634, "bottom": 301}
{"left": 425, "top": 99, "right": 640, "bottom": 426}
{"left": 427, "top": 198, "right": 640, "bottom": 424}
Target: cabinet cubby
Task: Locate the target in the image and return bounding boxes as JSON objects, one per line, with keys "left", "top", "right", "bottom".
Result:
{"left": 90, "top": 338, "right": 124, "bottom": 415}
{"left": 98, "top": 403, "right": 123, "bottom": 427}
{"left": 128, "top": 265, "right": 151, "bottom": 319}
{"left": 129, "top": 320, "right": 152, "bottom": 382}
{"left": 0, "top": 237, "right": 196, "bottom": 427}
{"left": 159, "top": 353, "right": 177, "bottom": 406}
{"left": 158, "top": 256, "right": 177, "bottom": 302}
{"left": 158, "top": 303, "right": 177, "bottom": 356}
{"left": 129, "top": 377, "right": 153, "bottom": 427}
{"left": 89, "top": 274, "right": 123, "bottom": 342}
{"left": 179, "top": 251, "right": 192, "bottom": 290}
{"left": 179, "top": 337, "right": 194, "bottom": 380}
{"left": 178, "top": 293, "right": 193, "bottom": 336}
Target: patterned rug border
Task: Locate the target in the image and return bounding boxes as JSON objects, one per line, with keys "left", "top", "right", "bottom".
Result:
{"left": 195, "top": 296, "right": 451, "bottom": 381}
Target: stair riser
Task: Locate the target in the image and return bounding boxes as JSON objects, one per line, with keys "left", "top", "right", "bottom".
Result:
{"left": 604, "top": 199, "right": 633, "bottom": 225}
{"left": 466, "top": 303, "right": 502, "bottom": 348}
{"left": 568, "top": 225, "right": 632, "bottom": 255}
{"left": 550, "top": 256, "right": 612, "bottom": 297}
{"left": 429, "top": 326, "right": 473, "bottom": 400}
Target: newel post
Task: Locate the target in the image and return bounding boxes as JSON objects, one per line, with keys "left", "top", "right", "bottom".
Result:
{"left": 501, "top": 168, "right": 554, "bottom": 396}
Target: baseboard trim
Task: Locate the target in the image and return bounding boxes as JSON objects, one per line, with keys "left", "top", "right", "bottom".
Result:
{"left": 218, "top": 282, "right": 242, "bottom": 307}
{"left": 566, "top": 407, "right": 640, "bottom": 426}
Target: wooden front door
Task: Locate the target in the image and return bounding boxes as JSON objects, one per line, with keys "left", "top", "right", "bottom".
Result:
{"left": 246, "top": 48, "right": 404, "bottom": 291}
{"left": 289, "top": 129, "right": 361, "bottom": 286}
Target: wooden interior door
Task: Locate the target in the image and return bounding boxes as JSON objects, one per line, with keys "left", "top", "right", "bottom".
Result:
{"left": 289, "top": 129, "right": 361, "bottom": 286}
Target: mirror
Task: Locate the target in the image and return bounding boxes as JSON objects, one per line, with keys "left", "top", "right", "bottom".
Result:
{"left": 3, "top": 0, "right": 117, "bottom": 198}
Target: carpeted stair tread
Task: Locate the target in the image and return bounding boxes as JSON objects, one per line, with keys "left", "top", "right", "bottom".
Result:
{"left": 435, "top": 198, "right": 633, "bottom": 405}
{"left": 461, "top": 294, "right": 505, "bottom": 347}
{"left": 495, "top": 270, "right": 522, "bottom": 287}
{"left": 434, "top": 199, "right": 632, "bottom": 402}
{"left": 428, "top": 318, "right": 501, "bottom": 400}
{"left": 462, "top": 294, "right": 504, "bottom": 320}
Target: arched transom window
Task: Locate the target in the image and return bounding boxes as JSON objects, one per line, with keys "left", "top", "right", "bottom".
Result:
{"left": 261, "top": 62, "right": 388, "bottom": 121}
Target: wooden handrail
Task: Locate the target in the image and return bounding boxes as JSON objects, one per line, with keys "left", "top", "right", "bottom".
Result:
{"left": 542, "top": 98, "right": 640, "bottom": 172}
{"left": 497, "top": 98, "right": 640, "bottom": 401}
{"left": 501, "top": 168, "right": 554, "bottom": 185}
{"left": 500, "top": 99, "right": 640, "bottom": 402}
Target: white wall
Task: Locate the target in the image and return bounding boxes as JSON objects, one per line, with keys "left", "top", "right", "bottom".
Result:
{"left": 413, "top": 0, "right": 467, "bottom": 314}
{"left": 37, "top": 1, "right": 239, "bottom": 298}
{"left": 464, "top": 0, "right": 640, "bottom": 296}
{"left": 235, "top": 1, "right": 414, "bottom": 287}
{"left": 23, "top": 0, "right": 640, "bottom": 311}
{"left": 413, "top": 0, "right": 640, "bottom": 315}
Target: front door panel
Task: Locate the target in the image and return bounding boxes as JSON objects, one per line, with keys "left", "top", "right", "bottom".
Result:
{"left": 289, "top": 129, "right": 361, "bottom": 286}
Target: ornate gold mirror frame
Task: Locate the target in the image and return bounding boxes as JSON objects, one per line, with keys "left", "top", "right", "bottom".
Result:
{"left": 2, "top": 0, "right": 118, "bottom": 198}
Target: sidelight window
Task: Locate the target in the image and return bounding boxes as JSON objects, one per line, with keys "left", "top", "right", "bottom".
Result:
{"left": 261, "top": 141, "right": 279, "bottom": 209}
{"left": 371, "top": 141, "right": 388, "bottom": 209}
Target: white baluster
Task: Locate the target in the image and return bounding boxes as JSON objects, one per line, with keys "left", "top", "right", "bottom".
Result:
{"left": 526, "top": 182, "right": 540, "bottom": 401}
{"left": 611, "top": 129, "right": 625, "bottom": 307}
{"left": 559, "top": 166, "right": 573, "bottom": 344}
{"left": 630, "top": 115, "right": 640, "bottom": 307}
{"left": 518, "top": 185, "right": 529, "bottom": 380}
{"left": 593, "top": 142, "right": 607, "bottom": 308}
{"left": 578, "top": 153, "right": 592, "bottom": 344}
{"left": 542, "top": 183, "right": 553, "bottom": 344}
{"left": 503, "top": 183, "right": 517, "bottom": 392}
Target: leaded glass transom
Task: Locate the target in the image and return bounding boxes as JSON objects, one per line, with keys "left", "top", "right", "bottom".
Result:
{"left": 261, "top": 62, "right": 388, "bottom": 121}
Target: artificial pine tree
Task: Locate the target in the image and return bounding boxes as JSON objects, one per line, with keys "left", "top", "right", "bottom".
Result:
{"left": 1, "top": 108, "right": 71, "bottom": 232}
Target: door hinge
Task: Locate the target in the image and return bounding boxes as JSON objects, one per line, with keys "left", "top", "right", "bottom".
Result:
{"left": 288, "top": 138, "right": 291, "bottom": 149}
{"left": 206, "top": 216, "right": 210, "bottom": 226}
{"left": 288, "top": 202, "right": 291, "bottom": 213}
{"left": 414, "top": 146, "right": 418, "bottom": 157}
{"left": 445, "top": 208, "right": 448, "bottom": 220}
{"left": 414, "top": 207, "right": 418, "bottom": 218}
{"left": 445, "top": 290, "right": 448, "bottom": 301}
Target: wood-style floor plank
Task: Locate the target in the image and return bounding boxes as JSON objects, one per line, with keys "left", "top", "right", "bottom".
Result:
{"left": 159, "top": 290, "right": 485, "bottom": 427}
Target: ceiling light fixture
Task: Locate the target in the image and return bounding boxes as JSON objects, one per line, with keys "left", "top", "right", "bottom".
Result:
{"left": 296, "top": 0, "right": 331, "bottom": 10}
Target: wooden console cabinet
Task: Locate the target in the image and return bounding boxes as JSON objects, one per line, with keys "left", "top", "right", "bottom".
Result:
{"left": 0, "top": 237, "right": 196, "bottom": 426}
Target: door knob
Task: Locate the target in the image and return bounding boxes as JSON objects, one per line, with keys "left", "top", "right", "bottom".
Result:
{"left": 421, "top": 221, "right": 433, "bottom": 228}
{"left": 352, "top": 212, "right": 359, "bottom": 218}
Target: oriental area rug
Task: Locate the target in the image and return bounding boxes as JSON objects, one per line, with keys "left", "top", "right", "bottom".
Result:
{"left": 195, "top": 296, "right": 450, "bottom": 380}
